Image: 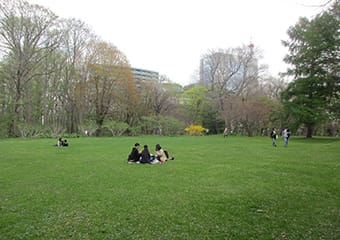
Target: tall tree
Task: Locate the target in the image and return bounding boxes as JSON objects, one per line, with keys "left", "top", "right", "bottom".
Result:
{"left": 200, "top": 44, "right": 266, "bottom": 131}
{"left": 138, "top": 80, "right": 174, "bottom": 116}
{"left": 0, "top": 0, "right": 61, "bottom": 136}
{"left": 281, "top": 2, "right": 340, "bottom": 137}
{"left": 58, "top": 18, "right": 95, "bottom": 133}
{"left": 84, "top": 40, "right": 135, "bottom": 134}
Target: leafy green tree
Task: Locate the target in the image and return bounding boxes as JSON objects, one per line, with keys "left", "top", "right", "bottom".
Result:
{"left": 182, "top": 85, "right": 209, "bottom": 125}
{"left": 281, "top": 2, "right": 340, "bottom": 138}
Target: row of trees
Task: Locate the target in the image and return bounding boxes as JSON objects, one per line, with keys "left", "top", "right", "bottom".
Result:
{"left": 0, "top": 0, "right": 338, "bottom": 138}
{"left": 0, "top": 0, "right": 139, "bottom": 137}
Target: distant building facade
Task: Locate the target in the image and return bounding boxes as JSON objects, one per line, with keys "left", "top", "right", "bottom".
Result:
{"left": 131, "top": 67, "right": 159, "bottom": 82}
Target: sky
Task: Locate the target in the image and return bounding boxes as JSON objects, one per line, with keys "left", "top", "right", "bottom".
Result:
{"left": 27, "top": 0, "right": 325, "bottom": 86}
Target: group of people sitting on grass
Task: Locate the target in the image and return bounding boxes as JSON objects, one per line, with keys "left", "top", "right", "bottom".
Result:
{"left": 128, "top": 143, "right": 174, "bottom": 164}
{"left": 55, "top": 138, "right": 69, "bottom": 147}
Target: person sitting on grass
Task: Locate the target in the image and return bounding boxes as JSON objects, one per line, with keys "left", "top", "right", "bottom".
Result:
{"left": 62, "top": 139, "right": 69, "bottom": 147}
{"left": 140, "top": 145, "right": 154, "bottom": 164}
{"left": 155, "top": 144, "right": 174, "bottom": 164}
{"left": 127, "top": 143, "right": 141, "bottom": 163}
{"left": 55, "top": 138, "right": 68, "bottom": 147}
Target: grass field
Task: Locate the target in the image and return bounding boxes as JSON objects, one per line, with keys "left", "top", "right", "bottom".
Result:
{"left": 0, "top": 135, "right": 339, "bottom": 240}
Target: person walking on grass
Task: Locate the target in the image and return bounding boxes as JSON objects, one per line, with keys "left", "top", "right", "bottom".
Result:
{"left": 283, "top": 128, "right": 291, "bottom": 147}
{"left": 271, "top": 128, "right": 277, "bottom": 147}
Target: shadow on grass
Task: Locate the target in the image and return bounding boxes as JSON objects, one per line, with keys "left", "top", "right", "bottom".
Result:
{"left": 292, "top": 136, "right": 340, "bottom": 144}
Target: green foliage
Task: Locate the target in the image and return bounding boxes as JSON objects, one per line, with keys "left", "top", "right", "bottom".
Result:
{"left": 281, "top": 4, "right": 340, "bottom": 137}
{"left": 0, "top": 114, "right": 11, "bottom": 138}
{"left": 102, "top": 120, "right": 129, "bottom": 136}
{"left": 282, "top": 77, "right": 328, "bottom": 124}
{"left": 127, "top": 125, "right": 142, "bottom": 136}
{"left": 17, "top": 123, "right": 50, "bottom": 138}
{"left": 80, "top": 119, "right": 98, "bottom": 136}
{"left": 184, "top": 124, "right": 206, "bottom": 135}
{"left": 182, "top": 86, "right": 209, "bottom": 124}
{"left": 0, "top": 136, "right": 339, "bottom": 239}
{"left": 140, "top": 115, "right": 184, "bottom": 135}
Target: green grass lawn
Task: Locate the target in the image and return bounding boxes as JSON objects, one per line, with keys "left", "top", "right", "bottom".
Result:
{"left": 0, "top": 136, "right": 339, "bottom": 240}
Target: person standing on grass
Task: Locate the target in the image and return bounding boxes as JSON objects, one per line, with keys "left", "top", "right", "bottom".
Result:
{"left": 128, "top": 143, "right": 141, "bottom": 163}
{"left": 270, "top": 128, "right": 277, "bottom": 147}
{"left": 283, "top": 128, "right": 291, "bottom": 147}
{"left": 223, "top": 127, "right": 228, "bottom": 138}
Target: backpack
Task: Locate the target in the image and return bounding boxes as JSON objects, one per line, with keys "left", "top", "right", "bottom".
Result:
{"left": 164, "top": 150, "right": 169, "bottom": 158}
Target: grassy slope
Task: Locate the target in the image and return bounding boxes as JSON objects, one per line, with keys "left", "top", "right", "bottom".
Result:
{"left": 0, "top": 136, "right": 339, "bottom": 240}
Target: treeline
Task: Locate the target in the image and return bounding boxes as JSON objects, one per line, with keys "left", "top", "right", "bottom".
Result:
{"left": 0, "top": 0, "right": 338, "bottom": 138}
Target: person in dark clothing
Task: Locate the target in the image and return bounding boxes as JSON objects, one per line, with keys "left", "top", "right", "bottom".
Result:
{"left": 128, "top": 143, "right": 141, "bottom": 163}
{"left": 270, "top": 128, "right": 277, "bottom": 147}
{"left": 140, "top": 145, "right": 154, "bottom": 164}
{"left": 55, "top": 138, "right": 68, "bottom": 147}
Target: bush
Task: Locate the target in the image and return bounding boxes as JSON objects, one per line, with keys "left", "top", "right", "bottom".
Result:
{"left": 184, "top": 124, "right": 206, "bottom": 136}
{"left": 140, "top": 116, "right": 184, "bottom": 135}
{"left": 17, "top": 123, "right": 50, "bottom": 138}
{"left": 103, "top": 121, "right": 129, "bottom": 136}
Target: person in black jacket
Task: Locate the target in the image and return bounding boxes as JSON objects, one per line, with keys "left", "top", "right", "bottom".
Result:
{"left": 140, "top": 145, "right": 154, "bottom": 164}
{"left": 270, "top": 128, "right": 277, "bottom": 147}
{"left": 128, "top": 143, "right": 141, "bottom": 163}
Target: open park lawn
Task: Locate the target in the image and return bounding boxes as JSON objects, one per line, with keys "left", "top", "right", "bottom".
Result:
{"left": 0, "top": 136, "right": 339, "bottom": 239}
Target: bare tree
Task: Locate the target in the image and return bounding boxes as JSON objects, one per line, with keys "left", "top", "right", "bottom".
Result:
{"left": 200, "top": 44, "right": 266, "bottom": 130}
{"left": 0, "top": 0, "right": 61, "bottom": 135}
{"left": 260, "top": 76, "right": 288, "bottom": 99}
{"left": 138, "top": 80, "right": 174, "bottom": 116}
{"left": 223, "top": 96, "right": 271, "bottom": 136}
{"left": 58, "top": 18, "right": 95, "bottom": 133}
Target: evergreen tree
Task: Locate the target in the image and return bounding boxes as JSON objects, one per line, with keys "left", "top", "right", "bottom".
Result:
{"left": 281, "top": 2, "right": 340, "bottom": 137}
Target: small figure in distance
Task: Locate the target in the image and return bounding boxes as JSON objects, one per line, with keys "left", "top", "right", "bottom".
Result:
{"left": 270, "top": 128, "right": 277, "bottom": 147}
{"left": 223, "top": 127, "right": 228, "bottom": 138}
{"left": 62, "top": 139, "right": 69, "bottom": 147}
{"left": 283, "top": 128, "right": 291, "bottom": 147}
{"left": 55, "top": 137, "right": 68, "bottom": 147}
{"left": 57, "top": 137, "right": 63, "bottom": 147}
{"left": 127, "top": 143, "right": 141, "bottom": 163}
{"left": 140, "top": 145, "right": 154, "bottom": 164}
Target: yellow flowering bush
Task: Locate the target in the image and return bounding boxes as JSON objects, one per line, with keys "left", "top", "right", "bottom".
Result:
{"left": 184, "top": 124, "right": 206, "bottom": 136}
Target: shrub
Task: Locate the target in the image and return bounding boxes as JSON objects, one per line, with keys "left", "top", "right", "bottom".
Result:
{"left": 140, "top": 116, "right": 184, "bottom": 135}
{"left": 184, "top": 124, "right": 206, "bottom": 136}
{"left": 103, "top": 121, "right": 129, "bottom": 136}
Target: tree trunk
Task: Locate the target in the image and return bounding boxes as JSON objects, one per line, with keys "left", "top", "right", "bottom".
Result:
{"left": 306, "top": 124, "right": 313, "bottom": 138}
